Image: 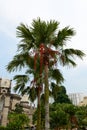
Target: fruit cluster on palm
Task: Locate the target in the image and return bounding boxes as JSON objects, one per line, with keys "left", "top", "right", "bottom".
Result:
{"left": 7, "top": 18, "right": 85, "bottom": 130}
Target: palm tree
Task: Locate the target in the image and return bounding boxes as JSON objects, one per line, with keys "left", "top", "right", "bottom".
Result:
{"left": 7, "top": 18, "right": 85, "bottom": 130}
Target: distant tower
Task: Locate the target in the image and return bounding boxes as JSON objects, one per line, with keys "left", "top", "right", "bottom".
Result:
{"left": 0, "top": 78, "right": 11, "bottom": 126}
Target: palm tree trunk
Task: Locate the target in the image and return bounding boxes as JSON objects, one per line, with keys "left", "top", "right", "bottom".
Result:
{"left": 36, "top": 86, "right": 41, "bottom": 130}
{"left": 44, "top": 64, "right": 50, "bottom": 130}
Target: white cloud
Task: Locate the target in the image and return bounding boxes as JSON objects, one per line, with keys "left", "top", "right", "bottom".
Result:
{"left": 0, "top": 0, "right": 52, "bottom": 24}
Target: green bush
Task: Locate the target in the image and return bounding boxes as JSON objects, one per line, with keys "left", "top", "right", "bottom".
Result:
{"left": 0, "top": 126, "right": 7, "bottom": 130}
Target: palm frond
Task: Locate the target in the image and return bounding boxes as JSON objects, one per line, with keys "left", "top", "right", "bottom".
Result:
{"left": 31, "top": 18, "right": 58, "bottom": 45}
{"left": 6, "top": 53, "right": 29, "bottom": 72}
{"left": 13, "top": 74, "right": 29, "bottom": 82}
{"left": 25, "top": 69, "right": 34, "bottom": 74}
{"left": 58, "top": 48, "right": 85, "bottom": 67}
{"left": 31, "top": 18, "right": 47, "bottom": 44}
{"left": 54, "top": 26, "right": 75, "bottom": 48}
{"left": 64, "top": 49, "right": 85, "bottom": 59}
{"left": 16, "top": 23, "right": 34, "bottom": 41}
{"left": 13, "top": 74, "right": 29, "bottom": 94}
{"left": 16, "top": 23, "right": 35, "bottom": 52}
{"left": 20, "top": 86, "right": 30, "bottom": 95}
{"left": 46, "top": 20, "right": 59, "bottom": 43}
{"left": 64, "top": 58, "right": 77, "bottom": 67}
{"left": 29, "top": 87, "right": 37, "bottom": 102}
{"left": 17, "top": 43, "right": 33, "bottom": 53}
{"left": 49, "top": 68, "right": 64, "bottom": 84}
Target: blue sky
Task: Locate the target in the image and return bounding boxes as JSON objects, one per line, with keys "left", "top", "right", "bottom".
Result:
{"left": 0, "top": 0, "right": 87, "bottom": 95}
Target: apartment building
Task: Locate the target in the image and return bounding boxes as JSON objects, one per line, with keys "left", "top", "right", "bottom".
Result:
{"left": 68, "top": 93, "right": 84, "bottom": 106}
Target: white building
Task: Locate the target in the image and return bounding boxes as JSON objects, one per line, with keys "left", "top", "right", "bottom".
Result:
{"left": 68, "top": 93, "right": 84, "bottom": 106}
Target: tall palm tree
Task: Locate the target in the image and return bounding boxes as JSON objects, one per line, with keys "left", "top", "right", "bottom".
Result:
{"left": 7, "top": 18, "right": 85, "bottom": 130}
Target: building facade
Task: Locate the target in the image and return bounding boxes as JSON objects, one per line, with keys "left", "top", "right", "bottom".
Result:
{"left": 68, "top": 93, "right": 84, "bottom": 106}
{"left": 0, "top": 78, "right": 35, "bottom": 126}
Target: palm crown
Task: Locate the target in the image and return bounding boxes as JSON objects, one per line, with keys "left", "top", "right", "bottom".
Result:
{"left": 7, "top": 18, "right": 84, "bottom": 71}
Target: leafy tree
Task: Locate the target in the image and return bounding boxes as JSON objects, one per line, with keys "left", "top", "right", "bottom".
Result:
{"left": 51, "top": 82, "right": 71, "bottom": 104}
{"left": 62, "top": 103, "right": 77, "bottom": 129}
{"left": 76, "top": 106, "right": 87, "bottom": 129}
{"left": 0, "top": 126, "right": 7, "bottom": 130}
{"left": 0, "top": 104, "right": 27, "bottom": 130}
{"left": 7, "top": 113, "right": 29, "bottom": 130}
{"left": 7, "top": 18, "right": 85, "bottom": 130}
{"left": 50, "top": 103, "right": 69, "bottom": 129}
{"left": 7, "top": 103, "right": 30, "bottom": 130}
{"left": 50, "top": 103, "right": 78, "bottom": 130}
{"left": 51, "top": 109, "right": 68, "bottom": 130}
